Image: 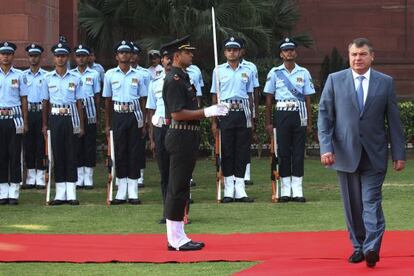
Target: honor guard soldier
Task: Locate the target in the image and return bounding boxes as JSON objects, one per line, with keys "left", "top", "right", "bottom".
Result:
{"left": 264, "top": 38, "right": 315, "bottom": 202}
{"left": 148, "top": 50, "right": 164, "bottom": 80}
{"left": 88, "top": 49, "right": 105, "bottom": 83}
{"left": 130, "top": 41, "right": 151, "bottom": 187}
{"left": 21, "top": 43, "right": 48, "bottom": 190}
{"left": 0, "top": 42, "right": 28, "bottom": 205}
{"left": 186, "top": 64, "right": 204, "bottom": 188}
{"left": 146, "top": 49, "right": 172, "bottom": 224}
{"left": 103, "top": 40, "right": 147, "bottom": 205}
{"left": 162, "top": 35, "right": 229, "bottom": 251}
{"left": 42, "top": 42, "right": 85, "bottom": 205}
{"left": 71, "top": 45, "right": 101, "bottom": 189}
{"left": 240, "top": 39, "right": 260, "bottom": 186}
{"left": 210, "top": 37, "right": 255, "bottom": 203}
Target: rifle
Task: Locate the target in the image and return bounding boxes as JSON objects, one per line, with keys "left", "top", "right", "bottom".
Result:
{"left": 212, "top": 6, "right": 223, "bottom": 203}
{"left": 106, "top": 130, "right": 115, "bottom": 207}
{"left": 270, "top": 128, "right": 280, "bottom": 202}
{"left": 45, "top": 130, "right": 52, "bottom": 205}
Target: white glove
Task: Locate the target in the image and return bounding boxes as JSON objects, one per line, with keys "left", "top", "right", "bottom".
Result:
{"left": 204, "top": 103, "right": 230, "bottom": 118}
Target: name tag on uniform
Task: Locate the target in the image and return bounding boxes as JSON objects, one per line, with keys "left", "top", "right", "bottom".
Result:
{"left": 68, "top": 82, "right": 76, "bottom": 91}
{"left": 296, "top": 77, "right": 304, "bottom": 84}
{"left": 131, "top": 78, "right": 139, "bottom": 87}
{"left": 11, "top": 79, "right": 19, "bottom": 88}
{"left": 155, "top": 90, "right": 162, "bottom": 98}
{"left": 85, "top": 77, "right": 93, "bottom": 85}
{"left": 48, "top": 85, "right": 58, "bottom": 92}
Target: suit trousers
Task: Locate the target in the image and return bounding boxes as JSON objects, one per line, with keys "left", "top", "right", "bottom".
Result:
{"left": 112, "top": 112, "right": 142, "bottom": 179}
{"left": 154, "top": 125, "right": 170, "bottom": 218}
{"left": 49, "top": 115, "right": 78, "bottom": 183}
{"left": 274, "top": 110, "right": 306, "bottom": 177}
{"left": 0, "top": 118, "right": 22, "bottom": 183}
{"left": 25, "top": 111, "right": 45, "bottom": 170}
{"left": 164, "top": 129, "right": 199, "bottom": 221}
{"left": 337, "top": 148, "right": 386, "bottom": 254}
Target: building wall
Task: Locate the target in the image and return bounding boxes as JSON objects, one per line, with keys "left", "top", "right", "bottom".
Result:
{"left": 295, "top": 0, "right": 414, "bottom": 98}
{"left": 0, "top": 0, "right": 76, "bottom": 68}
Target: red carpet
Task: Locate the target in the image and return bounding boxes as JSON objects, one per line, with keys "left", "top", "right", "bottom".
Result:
{"left": 1, "top": 231, "right": 414, "bottom": 275}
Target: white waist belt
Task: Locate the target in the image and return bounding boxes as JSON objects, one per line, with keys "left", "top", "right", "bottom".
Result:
{"left": 276, "top": 101, "right": 298, "bottom": 109}
{"left": 51, "top": 107, "right": 71, "bottom": 115}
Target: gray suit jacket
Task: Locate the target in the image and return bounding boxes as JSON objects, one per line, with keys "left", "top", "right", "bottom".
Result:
{"left": 318, "top": 68, "right": 405, "bottom": 173}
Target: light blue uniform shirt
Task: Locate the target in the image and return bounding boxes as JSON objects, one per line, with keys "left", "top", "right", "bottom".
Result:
{"left": 187, "top": 64, "right": 204, "bottom": 96}
{"left": 241, "top": 59, "right": 259, "bottom": 88}
{"left": 146, "top": 72, "right": 165, "bottom": 119}
{"left": 70, "top": 67, "right": 101, "bottom": 99}
{"left": 263, "top": 63, "right": 315, "bottom": 100}
{"left": 210, "top": 63, "right": 254, "bottom": 100}
{"left": 21, "top": 68, "right": 48, "bottom": 103}
{"left": 0, "top": 67, "right": 27, "bottom": 107}
{"left": 42, "top": 70, "right": 81, "bottom": 105}
{"left": 89, "top": 62, "right": 105, "bottom": 83}
{"left": 134, "top": 65, "right": 151, "bottom": 97}
{"left": 148, "top": 64, "right": 164, "bottom": 81}
{"left": 102, "top": 66, "right": 146, "bottom": 102}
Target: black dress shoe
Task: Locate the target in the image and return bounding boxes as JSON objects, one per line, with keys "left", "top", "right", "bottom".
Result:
{"left": 8, "top": 199, "right": 19, "bottom": 205}
{"left": 292, "top": 197, "right": 306, "bottom": 203}
{"left": 235, "top": 197, "right": 254, "bottom": 203}
{"left": 36, "top": 185, "right": 45, "bottom": 190}
{"left": 76, "top": 185, "right": 84, "bottom": 189}
{"left": 49, "top": 200, "right": 66, "bottom": 205}
{"left": 68, "top": 200, "right": 80, "bottom": 205}
{"left": 0, "top": 199, "right": 9, "bottom": 205}
{"left": 168, "top": 241, "right": 204, "bottom": 251}
{"left": 111, "top": 199, "right": 127, "bottom": 205}
{"left": 221, "top": 197, "right": 234, "bottom": 203}
{"left": 128, "top": 199, "right": 141, "bottom": 205}
{"left": 190, "top": 180, "right": 196, "bottom": 187}
{"left": 278, "top": 196, "right": 291, "bottom": 203}
{"left": 365, "top": 250, "right": 379, "bottom": 268}
{"left": 348, "top": 250, "right": 364, "bottom": 263}
{"left": 191, "top": 240, "right": 205, "bottom": 248}
{"left": 159, "top": 218, "right": 166, "bottom": 224}
{"left": 244, "top": 180, "right": 254, "bottom": 185}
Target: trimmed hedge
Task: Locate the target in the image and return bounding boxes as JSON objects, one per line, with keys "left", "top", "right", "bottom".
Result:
{"left": 97, "top": 101, "right": 414, "bottom": 155}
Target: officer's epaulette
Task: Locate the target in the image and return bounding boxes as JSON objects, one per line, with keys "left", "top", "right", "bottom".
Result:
{"left": 10, "top": 67, "right": 23, "bottom": 74}
{"left": 44, "top": 70, "right": 55, "bottom": 78}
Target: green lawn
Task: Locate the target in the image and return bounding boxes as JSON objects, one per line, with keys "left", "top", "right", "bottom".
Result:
{"left": 0, "top": 157, "right": 413, "bottom": 275}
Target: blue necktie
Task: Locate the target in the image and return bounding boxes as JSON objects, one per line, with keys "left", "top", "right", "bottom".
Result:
{"left": 356, "top": 76, "right": 365, "bottom": 113}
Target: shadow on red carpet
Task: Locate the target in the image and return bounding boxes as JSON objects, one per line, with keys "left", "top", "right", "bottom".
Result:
{"left": 1, "top": 231, "right": 413, "bottom": 275}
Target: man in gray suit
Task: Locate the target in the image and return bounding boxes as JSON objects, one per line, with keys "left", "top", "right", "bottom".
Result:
{"left": 318, "top": 38, "right": 405, "bottom": 268}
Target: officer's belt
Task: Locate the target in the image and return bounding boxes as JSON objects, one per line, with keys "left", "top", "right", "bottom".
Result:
{"left": 51, "top": 104, "right": 71, "bottom": 116}
{"left": 222, "top": 99, "right": 244, "bottom": 111}
{"left": 114, "top": 102, "right": 136, "bottom": 113}
{"left": 170, "top": 120, "right": 200, "bottom": 131}
{"left": 276, "top": 100, "right": 299, "bottom": 111}
{"left": 28, "top": 102, "right": 42, "bottom": 112}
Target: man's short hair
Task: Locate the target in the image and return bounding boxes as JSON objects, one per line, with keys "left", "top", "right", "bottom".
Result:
{"left": 349, "top": 38, "right": 374, "bottom": 53}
